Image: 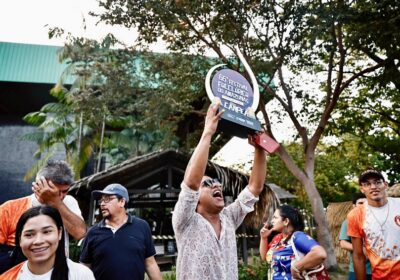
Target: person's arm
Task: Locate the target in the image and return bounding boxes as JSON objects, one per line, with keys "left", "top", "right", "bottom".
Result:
{"left": 247, "top": 137, "right": 266, "bottom": 197}
{"left": 339, "top": 240, "right": 353, "bottom": 251}
{"left": 52, "top": 201, "right": 87, "bottom": 240}
{"left": 346, "top": 207, "right": 367, "bottom": 279}
{"left": 183, "top": 99, "right": 223, "bottom": 191}
{"left": 144, "top": 256, "right": 162, "bottom": 280}
{"left": 338, "top": 220, "right": 353, "bottom": 252}
{"left": 291, "top": 245, "right": 327, "bottom": 278}
{"left": 290, "top": 232, "right": 327, "bottom": 278}
{"left": 0, "top": 203, "right": 10, "bottom": 244}
{"left": 32, "top": 177, "right": 86, "bottom": 240}
{"left": 259, "top": 223, "right": 273, "bottom": 261}
{"left": 352, "top": 237, "right": 367, "bottom": 280}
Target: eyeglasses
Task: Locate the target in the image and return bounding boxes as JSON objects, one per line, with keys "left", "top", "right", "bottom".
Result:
{"left": 360, "top": 180, "right": 384, "bottom": 188}
{"left": 99, "top": 196, "right": 118, "bottom": 203}
{"left": 201, "top": 178, "right": 221, "bottom": 188}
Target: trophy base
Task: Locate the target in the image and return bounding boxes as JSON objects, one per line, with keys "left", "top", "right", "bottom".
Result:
{"left": 218, "top": 109, "right": 262, "bottom": 138}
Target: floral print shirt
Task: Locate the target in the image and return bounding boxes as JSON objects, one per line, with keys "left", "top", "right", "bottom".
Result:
{"left": 172, "top": 183, "right": 259, "bottom": 280}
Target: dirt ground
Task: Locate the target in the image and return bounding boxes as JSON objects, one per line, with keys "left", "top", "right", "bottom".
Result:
{"left": 328, "top": 262, "right": 349, "bottom": 280}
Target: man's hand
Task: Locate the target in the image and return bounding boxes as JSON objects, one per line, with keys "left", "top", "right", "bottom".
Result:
{"left": 32, "top": 176, "right": 62, "bottom": 206}
{"left": 203, "top": 97, "right": 223, "bottom": 137}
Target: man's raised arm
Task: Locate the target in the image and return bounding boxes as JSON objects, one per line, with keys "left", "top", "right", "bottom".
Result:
{"left": 183, "top": 99, "right": 223, "bottom": 190}
{"left": 247, "top": 138, "right": 267, "bottom": 197}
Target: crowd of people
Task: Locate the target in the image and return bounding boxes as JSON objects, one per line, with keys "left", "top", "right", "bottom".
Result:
{"left": 0, "top": 99, "right": 398, "bottom": 280}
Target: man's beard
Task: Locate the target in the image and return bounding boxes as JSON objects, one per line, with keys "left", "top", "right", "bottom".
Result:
{"left": 101, "top": 209, "right": 111, "bottom": 219}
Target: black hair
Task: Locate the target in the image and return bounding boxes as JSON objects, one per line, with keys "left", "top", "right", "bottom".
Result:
{"left": 278, "top": 204, "right": 305, "bottom": 233}
{"left": 351, "top": 192, "right": 366, "bottom": 205}
{"left": 15, "top": 206, "right": 68, "bottom": 280}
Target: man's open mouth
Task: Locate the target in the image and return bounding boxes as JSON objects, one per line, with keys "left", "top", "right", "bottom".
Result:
{"left": 212, "top": 190, "right": 222, "bottom": 198}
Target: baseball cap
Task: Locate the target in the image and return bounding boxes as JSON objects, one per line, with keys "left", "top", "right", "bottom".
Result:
{"left": 358, "top": 168, "right": 384, "bottom": 185}
{"left": 92, "top": 183, "right": 129, "bottom": 202}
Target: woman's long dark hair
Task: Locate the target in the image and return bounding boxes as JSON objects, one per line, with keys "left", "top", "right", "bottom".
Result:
{"left": 15, "top": 205, "right": 69, "bottom": 280}
{"left": 278, "top": 205, "right": 305, "bottom": 242}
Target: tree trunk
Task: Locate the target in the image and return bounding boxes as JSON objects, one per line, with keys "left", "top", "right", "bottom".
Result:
{"left": 96, "top": 115, "right": 106, "bottom": 173}
{"left": 302, "top": 176, "right": 337, "bottom": 269}
{"left": 77, "top": 112, "right": 83, "bottom": 159}
{"left": 276, "top": 148, "right": 337, "bottom": 269}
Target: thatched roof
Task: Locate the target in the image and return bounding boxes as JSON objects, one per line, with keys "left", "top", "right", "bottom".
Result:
{"left": 326, "top": 201, "right": 353, "bottom": 263}
{"left": 70, "top": 149, "right": 285, "bottom": 227}
{"left": 388, "top": 183, "right": 400, "bottom": 197}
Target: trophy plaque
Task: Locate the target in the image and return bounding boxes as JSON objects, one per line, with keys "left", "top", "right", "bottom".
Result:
{"left": 205, "top": 47, "right": 279, "bottom": 153}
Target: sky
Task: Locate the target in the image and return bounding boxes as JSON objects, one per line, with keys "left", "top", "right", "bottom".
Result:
{"left": 0, "top": 0, "right": 143, "bottom": 47}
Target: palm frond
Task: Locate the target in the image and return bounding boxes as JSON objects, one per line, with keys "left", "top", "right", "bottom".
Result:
{"left": 23, "top": 112, "right": 46, "bottom": 125}
{"left": 41, "top": 103, "right": 67, "bottom": 114}
{"left": 20, "top": 131, "right": 45, "bottom": 143}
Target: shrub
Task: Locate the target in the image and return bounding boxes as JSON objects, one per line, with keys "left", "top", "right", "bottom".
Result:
{"left": 238, "top": 256, "right": 269, "bottom": 280}
{"left": 163, "top": 265, "right": 176, "bottom": 280}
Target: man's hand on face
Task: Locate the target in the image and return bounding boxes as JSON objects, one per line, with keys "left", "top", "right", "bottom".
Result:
{"left": 32, "top": 176, "right": 63, "bottom": 206}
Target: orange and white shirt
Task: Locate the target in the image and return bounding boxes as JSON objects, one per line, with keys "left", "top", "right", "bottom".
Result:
{"left": 347, "top": 197, "right": 400, "bottom": 279}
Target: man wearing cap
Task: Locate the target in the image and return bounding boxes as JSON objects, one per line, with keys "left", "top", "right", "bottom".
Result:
{"left": 80, "top": 183, "right": 162, "bottom": 280}
{"left": 172, "top": 100, "right": 267, "bottom": 280}
{"left": 0, "top": 160, "right": 86, "bottom": 274}
{"left": 347, "top": 168, "right": 400, "bottom": 280}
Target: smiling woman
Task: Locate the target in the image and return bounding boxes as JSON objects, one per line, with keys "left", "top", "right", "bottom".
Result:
{"left": 0, "top": 206, "right": 94, "bottom": 280}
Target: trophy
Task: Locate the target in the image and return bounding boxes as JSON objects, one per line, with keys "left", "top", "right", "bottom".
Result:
{"left": 205, "top": 47, "right": 279, "bottom": 153}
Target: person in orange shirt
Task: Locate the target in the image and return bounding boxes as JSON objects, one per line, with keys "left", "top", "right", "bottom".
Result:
{"left": 347, "top": 168, "right": 400, "bottom": 280}
{"left": 0, "top": 160, "right": 86, "bottom": 274}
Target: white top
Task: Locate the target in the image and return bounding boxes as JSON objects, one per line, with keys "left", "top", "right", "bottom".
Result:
{"left": 365, "top": 197, "right": 400, "bottom": 259}
{"left": 172, "top": 183, "right": 259, "bottom": 280}
{"left": 31, "top": 194, "right": 83, "bottom": 256}
{"left": 18, "top": 259, "right": 94, "bottom": 280}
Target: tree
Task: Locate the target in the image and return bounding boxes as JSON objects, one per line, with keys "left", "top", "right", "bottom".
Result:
{"left": 23, "top": 33, "right": 167, "bottom": 177}
{"left": 333, "top": 80, "right": 400, "bottom": 183}
{"left": 329, "top": 0, "right": 400, "bottom": 183}
{"left": 22, "top": 87, "right": 94, "bottom": 180}
{"left": 92, "top": 0, "right": 399, "bottom": 268}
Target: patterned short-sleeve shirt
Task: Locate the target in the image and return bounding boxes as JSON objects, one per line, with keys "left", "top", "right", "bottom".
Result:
{"left": 172, "top": 183, "right": 259, "bottom": 280}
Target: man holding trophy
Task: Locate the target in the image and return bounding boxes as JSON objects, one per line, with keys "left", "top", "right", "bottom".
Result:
{"left": 172, "top": 48, "right": 277, "bottom": 279}
{"left": 172, "top": 98, "right": 267, "bottom": 280}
